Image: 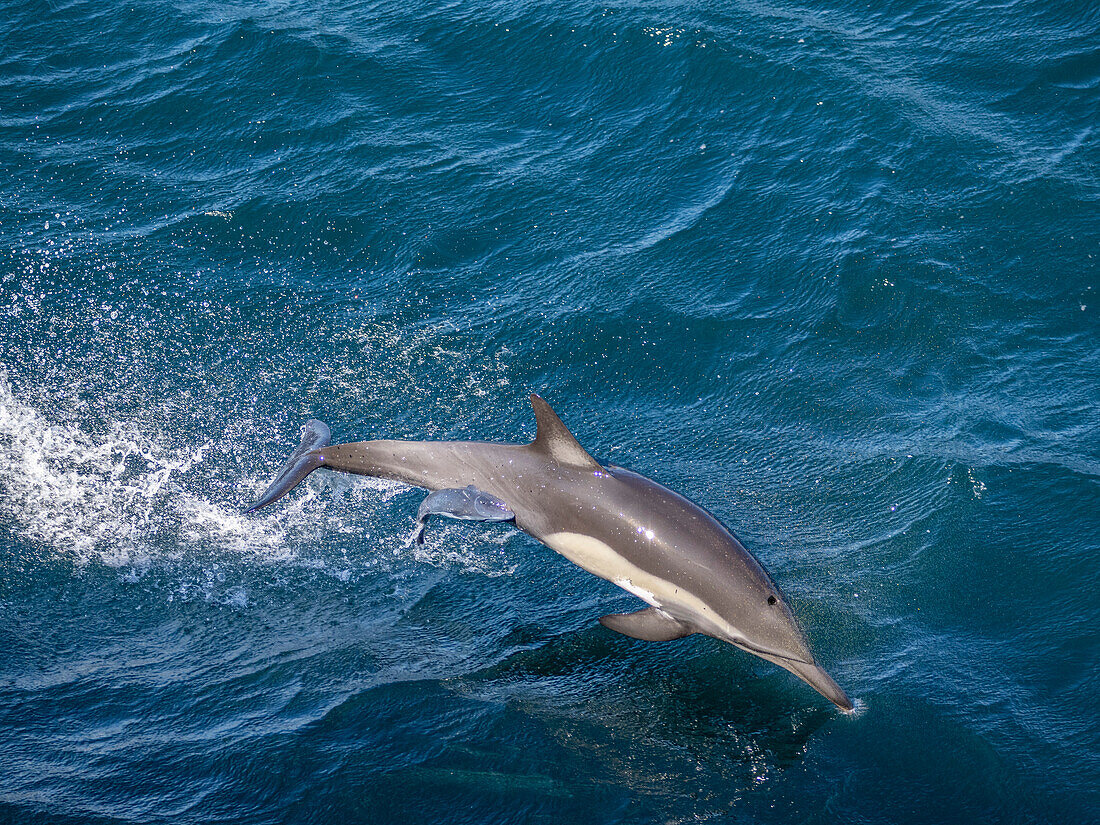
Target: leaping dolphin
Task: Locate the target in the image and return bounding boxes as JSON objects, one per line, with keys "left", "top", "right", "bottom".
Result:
{"left": 247, "top": 395, "right": 853, "bottom": 711}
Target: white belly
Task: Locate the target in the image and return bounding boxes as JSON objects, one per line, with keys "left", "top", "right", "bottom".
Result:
{"left": 542, "top": 531, "right": 740, "bottom": 640}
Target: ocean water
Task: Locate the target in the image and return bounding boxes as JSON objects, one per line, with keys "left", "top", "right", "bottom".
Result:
{"left": 1, "top": 0, "right": 1097, "bottom": 821}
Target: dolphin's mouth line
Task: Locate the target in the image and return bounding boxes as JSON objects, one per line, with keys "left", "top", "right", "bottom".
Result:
{"left": 731, "top": 638, "right": 814, "bottom": 668}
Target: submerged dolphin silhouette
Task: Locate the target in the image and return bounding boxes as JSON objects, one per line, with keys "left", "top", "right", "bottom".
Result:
{"left": 247, "top": 395, "right": 853, "bottom": 711}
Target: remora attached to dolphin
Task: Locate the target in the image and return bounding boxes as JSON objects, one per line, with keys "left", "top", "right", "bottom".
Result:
{"left": 247, "top": 395, "right": 853, "bottom": 712}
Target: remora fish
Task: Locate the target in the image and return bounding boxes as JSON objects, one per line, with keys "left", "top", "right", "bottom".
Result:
{"left": 247, "top": 395, "right": 853, "bottom": 711}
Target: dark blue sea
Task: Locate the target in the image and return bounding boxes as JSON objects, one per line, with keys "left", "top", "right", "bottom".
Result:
{"left": 1, "top": 0, "right": 1097, "bottom": 822}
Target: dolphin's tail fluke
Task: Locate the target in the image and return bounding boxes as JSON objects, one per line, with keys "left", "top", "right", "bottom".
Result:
{"left": 245, "top": 419, "right": 331, "bottom": 513}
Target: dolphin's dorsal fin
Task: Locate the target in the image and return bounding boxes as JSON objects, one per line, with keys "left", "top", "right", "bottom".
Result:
{"left": 528, "top": 394, "right": 602, "bottom": 470}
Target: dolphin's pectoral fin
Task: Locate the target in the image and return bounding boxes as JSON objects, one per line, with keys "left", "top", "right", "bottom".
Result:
{"left": 409, "top": 486, "right": 515, "bottom": 545}
{"left": 599, "top": 607, "right": 694, "bottom": 642}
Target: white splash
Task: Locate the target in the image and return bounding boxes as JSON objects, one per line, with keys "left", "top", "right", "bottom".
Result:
{"left": 0, "top": 375, "right": 330, "bottom": 566}
{"left": 843, "top": 697, "right": 869, "bottom": 718}
{"left": 0, "top": 376, "right": 194, "bottom": 565}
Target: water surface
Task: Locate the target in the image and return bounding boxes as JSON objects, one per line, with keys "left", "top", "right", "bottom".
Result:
{"left": 1, "top": 0, "right": 1097, "bottom": 822}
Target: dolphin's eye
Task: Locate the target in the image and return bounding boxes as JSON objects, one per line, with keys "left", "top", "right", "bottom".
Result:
{"left": 767, "top": 595, "right": 777, "bottom": 605}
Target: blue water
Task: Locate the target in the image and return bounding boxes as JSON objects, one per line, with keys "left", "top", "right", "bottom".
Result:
{"left": 1, "top": 0, "right": 1097, "bottom": 821}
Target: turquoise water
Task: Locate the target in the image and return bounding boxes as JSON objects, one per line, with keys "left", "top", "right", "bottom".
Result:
{"left": 1, "top": 0, "right": 1097, "bottom": 822}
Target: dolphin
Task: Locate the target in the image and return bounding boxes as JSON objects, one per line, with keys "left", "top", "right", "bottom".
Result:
{"left": 247, "top": 395, "right": 853, "bottom": 711}
{"left": 410, "top": 485, "right": 515, "bottom": 546}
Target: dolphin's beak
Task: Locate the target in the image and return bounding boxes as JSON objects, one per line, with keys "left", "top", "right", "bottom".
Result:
{"left": 732, "top": 638, "right": 854, "bottom": 712}
{"left": 774, "top": 656, "right": 854, "bottom": 712}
